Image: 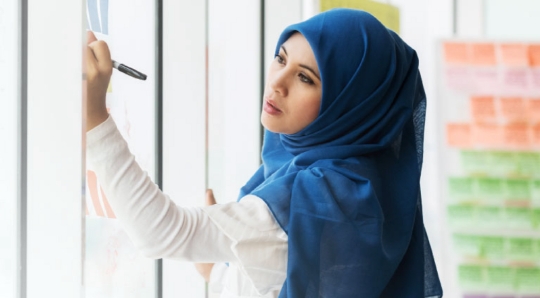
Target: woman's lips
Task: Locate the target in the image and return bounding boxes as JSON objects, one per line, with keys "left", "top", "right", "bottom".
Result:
{"left": 263, "top": 100, "right": 282, "bottom": 115}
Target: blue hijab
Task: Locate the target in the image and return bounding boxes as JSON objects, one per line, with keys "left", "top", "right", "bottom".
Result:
{"left": 239, "top": 8, "right": 442, "bottom": 297}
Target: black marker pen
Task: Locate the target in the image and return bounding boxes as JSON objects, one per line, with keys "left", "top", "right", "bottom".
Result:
{"left": 112, "top": 60, "right": 147, "bottom": 80}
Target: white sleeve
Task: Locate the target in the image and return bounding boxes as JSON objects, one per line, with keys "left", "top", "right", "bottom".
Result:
{"left": 87, "top": 116, "right": 234, "bottom": 262}
{"left": 204, "top": 195, "right": 288, "bottom": 295}
{"left": 87, "top": 116, "right": 287, "bottom": 295}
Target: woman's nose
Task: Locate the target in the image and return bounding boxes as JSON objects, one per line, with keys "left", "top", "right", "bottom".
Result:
{"left": 268, "top": 70, "right": 288, "bottom": 97}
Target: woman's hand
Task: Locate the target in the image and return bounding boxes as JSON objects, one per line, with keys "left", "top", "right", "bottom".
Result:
{"left": 194, "top": 189, "right": 217, "bottom": 282}
{"left": 85, "top": 30, "right": 112, "bottom": 132}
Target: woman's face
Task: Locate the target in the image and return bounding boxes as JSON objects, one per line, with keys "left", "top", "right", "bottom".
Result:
{"left": 261, "top": 33, "right": 322, "bottom": 135}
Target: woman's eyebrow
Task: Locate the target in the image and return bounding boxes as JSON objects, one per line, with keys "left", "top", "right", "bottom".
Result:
{"left": 281, "top": 45, "right": 321, "bottom": 81}
{"left": 300, "top": 64, "right": 320, "bottom": 81}
{"left": 281, "top": 45, "right": 288, "bottom": 56}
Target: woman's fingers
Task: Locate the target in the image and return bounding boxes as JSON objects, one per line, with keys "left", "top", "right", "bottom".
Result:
{"left": 205, "top": 189, "right": 217, "bottom": 206}
{"left": 87, "top": 40, "right": 112, "bottom": 76}
{"left": 86, "top": 30, "right": 98, "bottom": 45}
{"left": 194, "top": 263, "right": 214, "bottom": 283}
{"left": 84, "top": 33, "right": 112, "bottom": 131}
{"left": 194, "top": 190, "right": 217, "bottom": 282}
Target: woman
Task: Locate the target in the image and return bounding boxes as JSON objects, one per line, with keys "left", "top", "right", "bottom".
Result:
{"left": 86, "top": 8, "right": 443, "bottom": 298}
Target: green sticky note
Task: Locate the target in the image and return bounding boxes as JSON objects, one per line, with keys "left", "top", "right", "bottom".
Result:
{"left": 533, "top": 209, "right": 540, "bottom": 230}
{"left": 486, "top": 266, "right": 515, "bottom": 291}
{"left": 480, "top": 236, "right": 506, "bottom": 259}
{"left": 505, "top": 179, "right": 531, "bottom": 200}
{"left": 461, "top": 150, "right": 490, "bottom": 174}
{"left": 517, "top": 152, "right": 540, "bottom": 176}
{"left": 448, "top": 205, "right": 475, "bottom": 228}
{"left": 531, "top": 180, "right": 540, "bottom": 203}
{"left": 448, "top": 177, "right": 475, "bottom": 199}
{"left": 505, "top": 207, "right": 532, "bottom": 230}
{"left": 516, "top": 268, "right": 540, "bottom": 292}
{"left": 458, "top": 264, "right": 485, "bottom": 289}
{"left": 453, "top": 234, "right": 481, "bottom": 256}
{"left": 489, "top": 151, "right": 518, "bottom": 176}
{"left": 508, "top": 238, "right": 535, "bottom": 261}
{"left": 536, "top": 238, "right": 540, "bottom": 261}
{"left": 477, "top": 178, "right": 504, "bottom": 200}
{"left": 476, "top": 206, "right": 503, "bottom": 228}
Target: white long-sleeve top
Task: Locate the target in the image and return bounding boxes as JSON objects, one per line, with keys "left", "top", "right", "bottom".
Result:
{"left": 86, "top": 116, "right": 288, "bottom": 298}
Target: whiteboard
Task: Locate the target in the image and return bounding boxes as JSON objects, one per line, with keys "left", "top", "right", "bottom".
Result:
{"left": 84, "top": 0, "right": 157, "bottom": 296}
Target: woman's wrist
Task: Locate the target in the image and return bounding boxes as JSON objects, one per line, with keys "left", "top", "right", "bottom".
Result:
{"left": 86, "top": 110, "right": 109, "bottom": 132}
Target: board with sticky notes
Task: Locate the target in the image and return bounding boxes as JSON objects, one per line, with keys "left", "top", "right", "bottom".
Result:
{"left": 439, "top": 40, "right": 540, "bottom": 298}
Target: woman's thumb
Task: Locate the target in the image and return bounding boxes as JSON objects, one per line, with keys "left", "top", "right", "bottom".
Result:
{"left": 205, "top": 189, "right": 217, "bottom": 206}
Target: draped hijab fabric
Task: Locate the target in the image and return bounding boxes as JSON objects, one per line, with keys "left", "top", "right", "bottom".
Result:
{"left": 239, "top": 8, "right": 443, "bottom": 297}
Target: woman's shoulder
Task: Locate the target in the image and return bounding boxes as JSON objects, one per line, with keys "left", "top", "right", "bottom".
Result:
{"left": 303, "top": 156, "right": 379, "bottom": 182}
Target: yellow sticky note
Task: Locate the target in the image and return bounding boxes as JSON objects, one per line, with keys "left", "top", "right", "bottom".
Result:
{"left": 320, "top": 0, "right": 400, "bottom": 33}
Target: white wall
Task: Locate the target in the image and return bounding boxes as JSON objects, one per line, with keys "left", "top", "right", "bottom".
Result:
{"left": 208, "top": 0, "right": 262, "bottom": 204}
{"left": 0, "top": 0, "right": 20, "bottom": 296}
{"left": 26, "top": 0, "right": 84, "bottom": 296}
{"left": 161, "top": 0, "right": 207, "bottom": 296}
{"left": 162, "top": 1, "right": 263, "bottom": 296}
{"left": 485, "top": 0, "right": 540, "bottom": 40}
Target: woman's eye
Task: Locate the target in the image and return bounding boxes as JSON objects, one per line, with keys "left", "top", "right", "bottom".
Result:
{"left": 275, "top": 54, "right": 285, "bottom": 64}
{"left": 299, "top": 73, "right": 314, "bottom": 85}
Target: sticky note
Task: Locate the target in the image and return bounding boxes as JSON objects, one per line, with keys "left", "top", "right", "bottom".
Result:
{"left": 505, "top": 179, "right": 531, "bottom": 200}
{"left": 86, "top": 170, "right": 105, "bottom": 217}
{"left": 476, "top": 206, "right": 503, "bottom": 228}
{"left": 532, "top": 209, "right": 540, "bottom": 229}
{"left": 516, "top": 268, "right": 540, "bottom": 292}
{"left": 500, "top": 43, "right": 529, "bottom": 66}
{"left": 500, "top": 97, "right": 526, "bottom": 122}
{"left": 480, "top": 236, "right": 505, "bottom": 259}
{"left": 443, "top": 42, "right": 470, "bottom": 65}
{"left": 503, "top": 124, "right": 530, "bottom": 149}
{"left": 528, "top": 44, "right": 540, "bottom": 66}
{"left": 320, "top": 0, "right": 400, "bottom": 33}
{"left": 462, "top": 295, "right": 488, "bottom": 298}
{"left": 447, "top": 204, "right": 475, "bottom": 228}
{"left": 471, "top": 43, "right": 497, "bottom": 66}
{"left": 461, "top": 151, "right": 490, "bottom": 174}
{"left": 470, "top": 96, "right": 496, "bottom": 123}
{"left": 531, "top": 183, "right": 540, "bottom": 204}
{"left": 474, "top": 69, "right": 500, "bottom": 94}
{"left": 473, "top": 123, "right": 501, "bottom": 147}
{"left": 86, "top": 170, "right": 116, "bottom": 218}
{"left": 445, "top": 67, "right": 473, "bottom": 92}
{"left": 486, "top": 266, "right": 515, "bottom": 291}
{"left": 508, "top": 237, "right": 534, "bottom": 261}
{"left": 531, "top": 124, "right": 540, "bottom": 146}
{"left": 536, "top": 238, "right": 540, "bottom": 260}
{"left": 530, "top": 70, "right": 540, "bottom": 94}
{"left": 458, "top": 264, "right": 485, "bottom": 289}
{"left": 448, "top": 177, "right": 475, "bottom": 199}
{"left": 453, "top": 234, "right": 481, "bottom": 256}
{"left": 447, "top": 123, "right": 472, "bottom": 148}
{"left": 528, "top": 98, "right": 540, "bottom": 122}
{"left": 477, "top": 178, "right": 505, "bottom": 201}
{"left": 505, "top": 207, "right": 532, "bottom": 230}
{"left": 502, "top": 69, "right": 529, "bottom": 94}
{"left": 489, "top": 152, "right": 517, "bottom": 176}
{"left": 517, "top": 152, "right": 540, "bottom": 176}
